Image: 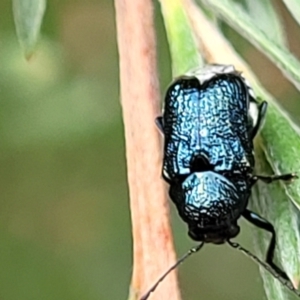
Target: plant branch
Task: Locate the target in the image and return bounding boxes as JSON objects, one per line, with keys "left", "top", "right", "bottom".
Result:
{"left": 114, "top": 0, "right": 181, "bottom": 299}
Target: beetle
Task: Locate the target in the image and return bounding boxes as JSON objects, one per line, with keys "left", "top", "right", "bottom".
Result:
{"left": 141, "top": 64, "right": 299, "bottom": 300}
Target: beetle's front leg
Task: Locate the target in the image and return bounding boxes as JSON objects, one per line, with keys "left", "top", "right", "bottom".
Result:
{"left": 155, "top": 116, "right": 164, "bottom": 133}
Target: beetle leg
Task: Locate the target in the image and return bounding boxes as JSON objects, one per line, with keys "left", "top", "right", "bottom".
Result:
{"left": 251, "top": 100, "right": 268, "bottom": 139}
{"left": 242, "top": 209, "right": 289, "bottom": 281}
{"left": 155, "top": 116, "right": 164, "bottom": 133}
{"left": 252, "top": 173, "right": 298, "bottom": 185}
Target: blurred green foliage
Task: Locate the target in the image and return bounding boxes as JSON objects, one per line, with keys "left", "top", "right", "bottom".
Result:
{"left": 0, "top": 0, "right": 299, "bottom": 299}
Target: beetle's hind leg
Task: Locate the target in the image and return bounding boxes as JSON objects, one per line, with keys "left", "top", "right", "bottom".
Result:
{"left": 251, "top": 173, "right": 298, "bottom": 186}
{"left": 242, "top": 209, "right": 289, "bottom": 281}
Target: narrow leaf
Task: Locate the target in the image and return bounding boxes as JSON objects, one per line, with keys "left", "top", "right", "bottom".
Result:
{"left": 244, "top": 0, "right": 287, "bottom": 47}
{"left": 201, "top": 0, "right": 300, "bottom": 92}
{"left": 159, "top": 0, "right": 300, "bottom": 297}
{"left": 252, "top": 85, "right": 300, "bottom": 215}
{"left": 13, "top": 0, "right": 46, "bottom": 59}
{"left": 282, "top": 0, "right": 300, "bottom": 28}
{"left": 159, "top": 0, "right": 203, "bottom": 76}
{"left": 182, "top": 0, "right": 300, "bottom": 298}
{"left": 252, "top": 141, "right": 300, "bottom": 300}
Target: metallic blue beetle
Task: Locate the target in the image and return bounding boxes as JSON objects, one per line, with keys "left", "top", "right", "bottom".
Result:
{"left": 157, "top": 64, "right": 270, "bottom": 243}
{"left": 141, "top": 65, "right": 298, "bottom": 300}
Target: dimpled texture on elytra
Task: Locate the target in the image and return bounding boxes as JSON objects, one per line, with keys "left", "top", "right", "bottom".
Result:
{"left": 162, "top": 74, "right": 254, "bottom": 181}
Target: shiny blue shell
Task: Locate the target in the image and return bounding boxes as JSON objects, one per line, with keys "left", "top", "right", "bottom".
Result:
{"left": 162, "top": 71, "right": 254, "bottom": 181}
{"left": 160, "top": 65, "right": 263, "bottom": 242}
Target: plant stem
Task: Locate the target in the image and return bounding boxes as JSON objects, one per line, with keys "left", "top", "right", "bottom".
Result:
{"left": 114, "top": 0, "right": 181, "bottom": 299}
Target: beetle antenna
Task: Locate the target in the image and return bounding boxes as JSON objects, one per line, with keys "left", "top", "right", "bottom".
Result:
{"left": 140, "top": 242, "right": 204, "bottom": 300}
{"left": 227, "top": 240, "right": 300, "bottom": 297}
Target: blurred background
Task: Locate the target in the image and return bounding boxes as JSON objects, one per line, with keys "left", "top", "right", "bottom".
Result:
{"left": 0, "top": 0, "right": 300, "bottom": 299}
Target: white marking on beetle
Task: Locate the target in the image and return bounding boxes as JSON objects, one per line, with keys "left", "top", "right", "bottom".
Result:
{"left": 200, "top": 128, "right": 208, "bottom": 137}
{"left": 249, "top": 101, "right": 259, "bottom": 127}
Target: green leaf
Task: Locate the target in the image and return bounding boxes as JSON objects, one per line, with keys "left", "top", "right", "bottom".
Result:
{"left": 282, "top": 0, "right": 300, "bottom": 28}
{"left": 251, "top": 140, "right": 300, "bottom": 300}
{"left": 244, "top": 0, "right": 287, "bottom": 47}
{"left": 160, "top": 0, "right": 300, "bottom": 298}
{"left": 201, "top": 0, "right": 300, "bottom": 91}
{"left": 185, "top": 1, "right": 300, "bottom": 297}
{"left": 13, "top": 0, "right": 46, "bottom": 59}
{"left": 159, "top": 0, "right": 203, "bottom": 76}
